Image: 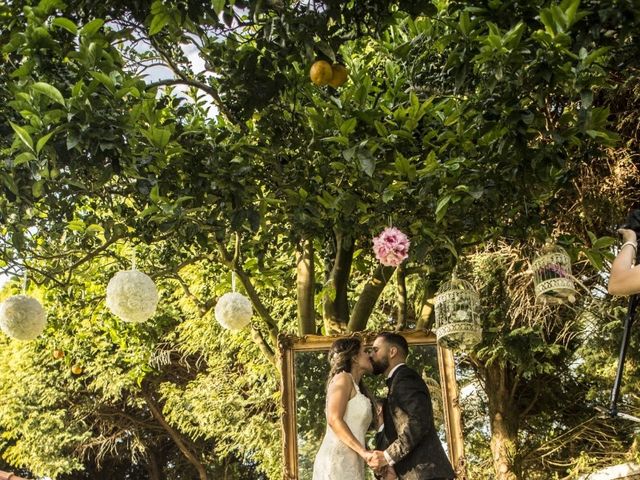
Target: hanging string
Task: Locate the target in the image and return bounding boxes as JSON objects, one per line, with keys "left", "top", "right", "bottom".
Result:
{"left": 387, "top": 263, "right": 396, "bottom": 327}
{"left": 232, "top": 271, "right": 237, "bottom": 293}
{"left": 131, "top": 249, "right": 137, "bottom": 271}
{"left": 451, "top": 263, "right": 460, "bottom": 287}
{"left": 22, "top": 270, "right": 27, "bottom": 295}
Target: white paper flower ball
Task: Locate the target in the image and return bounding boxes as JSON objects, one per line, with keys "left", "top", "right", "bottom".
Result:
{"left": 0, "top": 295, "right": 47, "bottom": 340}
{"left": 215, "top": 292, "right": 252, "bottom": 330}
{"left": 106, "top": 270, "right": 159, "bottom": 323}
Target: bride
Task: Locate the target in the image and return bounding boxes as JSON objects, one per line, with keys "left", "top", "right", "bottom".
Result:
{"left": 312, "top": 337, "right": 375, "bottom": 480}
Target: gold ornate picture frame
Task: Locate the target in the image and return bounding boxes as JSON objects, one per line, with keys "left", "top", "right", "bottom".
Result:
{"left": 279, "top": 330, "right": 467, "bottom": 480}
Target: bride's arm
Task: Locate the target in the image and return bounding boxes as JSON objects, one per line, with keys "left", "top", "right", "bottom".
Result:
{"left": 326, "top": 372, "right": 369, "bottom": 459}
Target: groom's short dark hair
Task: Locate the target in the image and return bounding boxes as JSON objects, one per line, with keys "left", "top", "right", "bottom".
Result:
{"left": 377, "top": 332, "right": 409, "bottom": 357}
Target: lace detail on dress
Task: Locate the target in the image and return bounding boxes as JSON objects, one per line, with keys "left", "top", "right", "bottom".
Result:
{"left": 312, "top": 374, "right": 373, "bottom": 480}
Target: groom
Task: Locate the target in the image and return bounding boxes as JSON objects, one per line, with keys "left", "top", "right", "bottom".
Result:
{"left": 368, "top": 332, "right": 455, "bottom": 480}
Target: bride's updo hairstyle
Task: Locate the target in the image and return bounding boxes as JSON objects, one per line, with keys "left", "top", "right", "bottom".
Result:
{"left": 328, "top": 337, "right": 362, "bottom": 380}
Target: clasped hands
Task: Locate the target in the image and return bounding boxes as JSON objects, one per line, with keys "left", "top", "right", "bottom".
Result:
{"left": 364, "top": 450, "right": 397, "bottom": 479}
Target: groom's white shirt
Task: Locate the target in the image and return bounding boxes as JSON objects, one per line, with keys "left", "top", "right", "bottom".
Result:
{"left": 386, "top": 363, "right": 405, "bottom": 380}
{"left": 383, "top": 363, "right": 405, "bottom": 465}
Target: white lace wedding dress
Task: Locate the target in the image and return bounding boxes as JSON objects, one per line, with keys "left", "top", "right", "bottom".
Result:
{"left": 312, "top": 374, "right": 373, "bottom": 480}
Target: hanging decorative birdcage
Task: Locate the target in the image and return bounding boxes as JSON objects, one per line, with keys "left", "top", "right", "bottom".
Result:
{"left": 531, "top": 244, "right": 576, "bottom": 304}
{"left": 434, "top": 277, "right": 482, "bottom": 351}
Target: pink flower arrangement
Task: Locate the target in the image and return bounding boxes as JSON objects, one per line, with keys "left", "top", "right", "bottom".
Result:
{"left": 372, "top": 227, "right": 410, "bottom": 267}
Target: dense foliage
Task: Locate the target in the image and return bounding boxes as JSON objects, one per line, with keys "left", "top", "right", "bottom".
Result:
{"left": 0, "top": 0, "right": 640, "bottom": 478}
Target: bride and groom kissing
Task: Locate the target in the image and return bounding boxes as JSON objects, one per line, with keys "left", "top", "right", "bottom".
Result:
{"left": 312, "top": 332, "right": 455, "bottom": 480}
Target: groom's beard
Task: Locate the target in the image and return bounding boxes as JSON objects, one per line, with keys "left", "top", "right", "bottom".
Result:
{"left": 371, "top": 357, "right": 389, "bottom": 375}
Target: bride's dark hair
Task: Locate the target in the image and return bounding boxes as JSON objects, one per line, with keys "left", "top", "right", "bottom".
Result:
{"left": 327, "top": 337, "right": 376, "bottom": 427}
{"left": 328, "top": 337, "right": 362, "bottom": 378}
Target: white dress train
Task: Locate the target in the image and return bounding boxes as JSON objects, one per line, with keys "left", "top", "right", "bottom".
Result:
{"left": 312, "top": 374, "right": 373, "bottom": 480}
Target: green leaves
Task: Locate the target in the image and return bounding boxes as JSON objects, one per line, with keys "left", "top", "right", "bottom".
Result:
{"left": 149, "top": 15, "right": 170, "bottom": 35}
{"left": 89, "top": 71, "right": 115, "bottom": 91}
{"left": 212, "top": 0, "right": 227, "bottom": 16}
{"left": 459, "top": 11, "right": 471, "bottom": 36}
{"left": 540, "top": 0, "right": 584, "bottom": 35}
{"left": 32, "top": 82, "right": 65, "bottom": 105}
{"left": 145, "top": 125, "right": 172, "bottom": 150}
{"left": 36, "top": 131, "right": 55, "bottom": 155}
{"left": 339, "top": 117, "right": 357, "bottom": 137}
{"left": 582, "top": 232, "right": 616, "bottom": 271}
{"left": 14, "top": 152, "right": 36, "bottom": 166}
{"left": 358, "top": 151, "right": 376, "bottom": 177}
{"left": 1, "top": 0, "right": 639, "bottom": 478}
{"left": 435, "top": 194, "right": 451, "bottom": 223}
{"left": 51, "top": 17, "right": 77, "bottom": 35}
{"left": 10, "top": 122, "right": 34, "bottom": 151}
{"left": 394, "top": 152, "right": 416, "bottom": 181}
{"left": 80, "top": 18, "right": 104, "bottom": 37}
{"left": 341, "top": 145, "right": 376, "bottom": 176}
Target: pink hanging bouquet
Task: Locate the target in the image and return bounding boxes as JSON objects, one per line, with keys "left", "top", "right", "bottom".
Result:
{"left": 372, "top": 227, "right": 410, "bottom": 267}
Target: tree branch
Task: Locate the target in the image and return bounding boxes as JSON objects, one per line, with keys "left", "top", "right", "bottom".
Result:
{"left": 323, "top": 231, "right": 354, "bottom": 333}
{"left": 64, "top": 235, "right": 122, "bottom": 283}
{"left": 147, "top": 41, "right": 245, "bottom": 129}
{"left": 171, "top": 273, "right": 207, "bottom": 314}
{"left": 143, "top": 391, "right": 208, "bottom": 480}
{"left": 348, "top": 264, "right": 396, "bottom": 332}
{"left": 250, "top": 325, "right": 275, "bottom": 365}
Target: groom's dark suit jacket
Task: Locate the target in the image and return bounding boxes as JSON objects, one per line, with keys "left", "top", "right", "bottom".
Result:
{"left": 377, "top": 365, "right": 455, "bottom": 480}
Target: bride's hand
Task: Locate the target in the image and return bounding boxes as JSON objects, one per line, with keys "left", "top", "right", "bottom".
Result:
{"left": 361, "top": 449, "right": 373, "bottom": 461}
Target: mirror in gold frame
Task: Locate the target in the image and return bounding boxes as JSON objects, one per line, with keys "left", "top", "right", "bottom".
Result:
{"left": 279, "top": 330, "right": 467, "bottom": 480}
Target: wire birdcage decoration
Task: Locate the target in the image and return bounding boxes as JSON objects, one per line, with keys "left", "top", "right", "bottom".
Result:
{"left": 531, "top": 244, "right": 576, "bottom": 304}
{"left": 434, "top": 277, "right": 482, "bottom": 351}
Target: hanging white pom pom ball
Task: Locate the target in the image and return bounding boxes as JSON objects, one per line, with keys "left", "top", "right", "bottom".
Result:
{"left": 215, "top": 292, "right": 252, "bottom": 330}
{"left": 106, "top": 270, "right": 159, "bottom": 323}
{"left": 0, "top": 295, "right": 47, "bottom": 340}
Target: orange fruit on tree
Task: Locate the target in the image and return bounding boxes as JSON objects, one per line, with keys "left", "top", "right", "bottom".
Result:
{"left": 52, "top": 349, "right": 64, "bottom": 359}
{"left": 310, "top": 60, "right": 333, "bottom": 86}
{"left": 328, "top": 64, "right": 349, "bottom": 88}
{"left": 71, "top": 364, "right": 83, "bottom": 375}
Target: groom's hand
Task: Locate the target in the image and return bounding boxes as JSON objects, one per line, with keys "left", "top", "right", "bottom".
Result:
{"left": 367, "top": 450, "right": 389, "bottom": 469}
{"left": 383, "top": 466, "right": 398, "bottom": 480}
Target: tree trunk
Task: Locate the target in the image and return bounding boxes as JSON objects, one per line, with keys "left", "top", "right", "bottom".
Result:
{"left": 485, "top": 362, "right": 520, "bottom": 480}
{"left": 297, "top": 237, "right": 316, "bottom": 334}
{"left": 395, "top": 265, "right": 407, "bottom": 330}
{"left": 146, "top": 449, "right": 163, "bottom": 480}
{"left": 348, "top": 265, "right": 395, "bottom": 332}
{"left": 416, "top": 281, "right": 437, "bottom": 330}
{"left": 323, "top": 232, "right": 354, "bottom": 333}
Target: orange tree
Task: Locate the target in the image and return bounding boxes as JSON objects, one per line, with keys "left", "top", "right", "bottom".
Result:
{"left": 1, "top": 0, "right": 640, "bottom": 478}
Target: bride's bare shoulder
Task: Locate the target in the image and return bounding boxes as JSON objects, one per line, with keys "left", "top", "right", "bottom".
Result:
{"left": 328, "top": 371, "right": 352, "bottom": 387}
